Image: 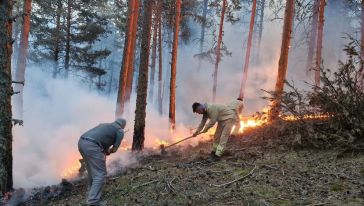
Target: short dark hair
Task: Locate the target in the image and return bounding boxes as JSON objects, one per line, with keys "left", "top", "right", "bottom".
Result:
{"left": 192, "top": 102, "right": 201, "bottom": 112}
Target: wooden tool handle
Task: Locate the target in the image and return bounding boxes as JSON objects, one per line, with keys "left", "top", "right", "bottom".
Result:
{"left": 164, "top": 135, "right": 194, "bottom": 149}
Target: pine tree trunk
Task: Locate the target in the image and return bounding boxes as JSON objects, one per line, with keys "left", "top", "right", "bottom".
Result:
{"left": 0, "top": 0, "right": 14, "bottom": 193}
{"left": 169, "top": 0, "right": 181, "bottom": 131}
{"left": 14, "top": 0, "right": 32, "bottom": 118}
{"left": 116, "top": 0, "right": 136, "bottom": 117}
{"left": 148, "top": 10, "right": 158, "bottom": 103}
{"left": 361, "top": 0, "right": 364, "bottom": 77}
{"left": 256, "top": 0, "right": 265, "bottom": 60}
{"left": 212, "top": 0, "right": 227, "bottom": 102}
{"left": 64, "top": 0, "right": 71, "bottom": 78}
{"left": 306, "top": 0, "right": 319, "bottom": 75}
{"left": 12, "top": 3, "right": 21, "bottom": 65}
{"left": 362, "top": 0, "right": 364, "bottom": 60}
{"left": 53, "top": 0, "right": 62, "bottom": 78}
{"left": 315, "top": 0, "right": 326, "bottom": 87}
{"left": 132, "top": 0, "right": 154, "bottom": 151}
{"left": 125, "top": 0, "right": 140, "bottom": 103}
{"left": 269, "top": 0, "right": 295, "bottom": 120}
{"left": 157, "top": 0, "right": 163, "bottom": 115}
{"left": 239, "top": 0, "right": 257, "bottom": 99}
{"left": 198, "top": 0, "right": 209, "bottom": 70}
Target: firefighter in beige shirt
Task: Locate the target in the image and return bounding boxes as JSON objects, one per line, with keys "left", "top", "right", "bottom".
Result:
{"left": 192, "top": 101, "right": 240, "bottom": 160}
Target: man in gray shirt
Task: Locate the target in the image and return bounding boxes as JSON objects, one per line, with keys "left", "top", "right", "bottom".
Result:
{"left": 78, "top": 118, "right": 126, "bottom": 205}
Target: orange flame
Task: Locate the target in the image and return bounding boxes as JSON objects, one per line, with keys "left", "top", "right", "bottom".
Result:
{"left": 61, "top": 110, "right": 330, "bottom": 179}
{"left": 155, "top": 138, "right": 169, "bottom": 146}
{"left": 61, "top": 161, "right": 81, "bottom": 179}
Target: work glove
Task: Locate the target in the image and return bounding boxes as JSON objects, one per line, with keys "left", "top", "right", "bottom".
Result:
{"left": 105, "top": 147, "right": 115, "bottom": 156}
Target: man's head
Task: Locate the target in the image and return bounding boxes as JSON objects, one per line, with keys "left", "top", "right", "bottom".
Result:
{"left": 114, "top": 118, "right": 126, "bottom": 129}
{"left": 192, "top": 102, "right": 205, "bottom": 114}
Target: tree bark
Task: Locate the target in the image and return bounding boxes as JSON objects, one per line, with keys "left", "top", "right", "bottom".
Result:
{"left": 12, "top": 3, "right": 21, "bottom": 65}
{"left": 14, "top": 0, "right": 32, "bottom": 118}
{"left": 64, "top": 0, "right": 71, "bottom": 78}
{"left": 361, "top": 0, "right": 364, "bottom": 79}
{"left": 269, "top": 0, "right": 295, "bottom": 120}
{"left": 53, "top": 0, "right": 62, "bottom": 79}
{"left": 157, "top": 0, "right": 163, "bottom": 115}
{"left": 125, "top": 0, "right": 140, "bottom": 103}
{"left": 198, "top": 0, "right": 209, "bottom": 71}
{"left": 306, "top": 0, "right": 319, "bottom": 76}
{"left": 132, "top": 0, "right": 154, "bottom": 151}
{"left": 169, "top": 0, "right": 181, "bottom": 131}
{"left": 315, "top": 0, "right": 326, "bottom": 88}
{"left": 362, "top": 0, "right": 364, "bottom": 61}
{"left": 148, "top": 8, "right": 158, "bottom": 103}
{"left": 212, "top": 0, "right": 227, "bottom": 102}
{"left": 116, "top": 0, "right": 136, "bottom": 117}
{"left": 256, "top": 0, "right": 265, "bottom": 60}
{"left": 0, "top": 0, "right": 14, "bottom": 193}
{"left": 239, "top": 0, "right": 257, "bottom": 99}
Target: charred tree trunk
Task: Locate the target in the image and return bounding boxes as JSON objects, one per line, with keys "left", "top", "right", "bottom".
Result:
{"left": 169, "top": 0, "right": 181, "bottom": 131}
{"left": 116, "top": 0, "right": 136, "bottom": 117}
{"left": 212, "top": 0, "right": 227, "bottom": 102}
{"left": 306, "top": 0, "right": 319, "bottom": 75}
{"left": 0, "top": 0, "right": 14, "bottom": 193}
{"left": 53, "top": 0, "right": 62, "bottom": 79}
{"left": 198, "top": 0, "right": 208, "bottom": 70}
{"left": 256, "top": 0, "right": 265, "bottom": 60}
{"left": 269, "top": 0, "right": 295, "bottom": 120}
{"left": 239, "top": 0, "right": 257, "bottom": 99}
{"left": 157, "top": 0, "right": 163, "bottom": 115}
{"left": 315, "top": 0, "right": 326, "bottom": 87}
{"left": 125, "top": 0, "right": 140, "bottom": 103}
{"left": 14, "top": 0, "right": 32, "bottom": 118}
{"left": 132, "top": 0, "right": 154, "bottom": 151}
{"left": 64, "top": 0, "right": 71, "bottom": 78}
{"left": 148, "top": 9, "right": 158, "bottom": 103}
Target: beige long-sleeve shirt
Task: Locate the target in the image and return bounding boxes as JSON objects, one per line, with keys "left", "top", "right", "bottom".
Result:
{"left": 195, "top": 103, "right": 236, "bottom": 134}
{"left": 228, "top": 99, "right": 244, "bottom": 120}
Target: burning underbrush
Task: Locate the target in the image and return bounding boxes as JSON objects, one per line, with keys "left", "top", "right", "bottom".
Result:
{"left": 7, "top": 118, "right": 364, "bottom": 206}
{"left": 263, "top": 43, "right": 364, "bottom": 151}
{"left": 5, "top": 46, "right": 364, "bottom": 205}
{"left": 1, "top": 113, "right": 335, "bottom": 205}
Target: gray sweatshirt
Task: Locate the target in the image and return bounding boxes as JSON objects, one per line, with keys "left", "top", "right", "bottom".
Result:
{"left": 81, "top": 122, "right": 124, "bottom": 152}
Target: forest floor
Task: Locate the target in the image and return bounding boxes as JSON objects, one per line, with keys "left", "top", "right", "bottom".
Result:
{"left": 19, "top": 121, "right": 364, "bottom": 206}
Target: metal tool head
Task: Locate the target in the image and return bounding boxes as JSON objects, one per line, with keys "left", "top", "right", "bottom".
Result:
{"left": 160, "top": 144, "right": 167, "bottom": 155}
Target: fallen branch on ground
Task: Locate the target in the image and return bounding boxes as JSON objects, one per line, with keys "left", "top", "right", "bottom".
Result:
{"left": 210, "top": 165, "right": 257, "bottom": 187}
{"left": 132, "top": 179, "right": 159, "bottom": 190}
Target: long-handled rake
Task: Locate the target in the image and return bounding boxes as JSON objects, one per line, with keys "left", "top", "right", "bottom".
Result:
{"left": 159, "top": 135, "right": 197, "bottom": 155}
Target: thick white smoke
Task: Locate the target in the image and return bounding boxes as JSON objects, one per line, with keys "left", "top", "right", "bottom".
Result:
{"left": 12, "top": 0, "right": 351, "bottom": 189}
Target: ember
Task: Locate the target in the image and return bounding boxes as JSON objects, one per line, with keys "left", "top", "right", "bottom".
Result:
{"left": 281, "top": 113, "right": 331, "bottom": 121}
